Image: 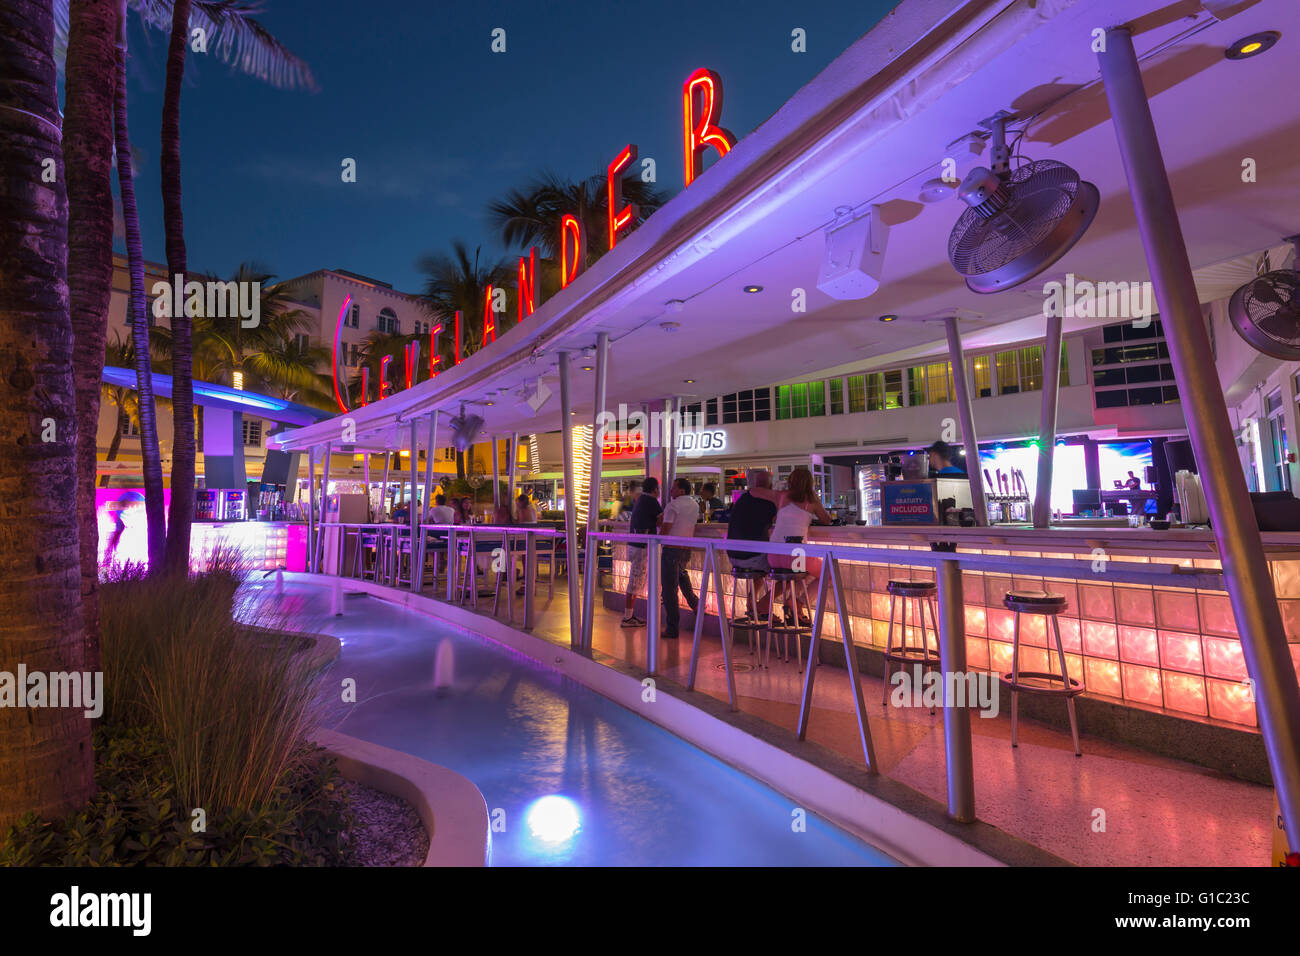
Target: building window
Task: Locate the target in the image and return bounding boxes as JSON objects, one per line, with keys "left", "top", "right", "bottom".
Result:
{"left": 348, "top": 303, "right": 360, "bottom": 328}
{"left": 907, "top": 366, "right": 925, "bottom": 406}
{"left": 119, "top": 415, "right": 139, "bottom": 438}
{"left": 706, "top": 398, "right": 718, "bottom": 426}
{"left": 970, "top": 355, "right": 992, "bottom": 398}
{"left": 1091, "top": 320, "right": 1174, "bottom": 409}
{"left": 242, "top": 418, "right": 262, "bottom": 448}
{"left": 925, "top": 362, "right": 954, "bottom": 405}
{"left": 828, "top": 378, "right": 844, "bottom": 415}
{"left": 808, "top": 381, "right": 825, "bottom": 417}
{"left": 377, "top": 308, "right": 399, "bottom": 335}
{"left": 846, "top": 374, "right": 866, "bottom": 413}
{"left": 292, "top": 332, "right": 310, "bottom": 353}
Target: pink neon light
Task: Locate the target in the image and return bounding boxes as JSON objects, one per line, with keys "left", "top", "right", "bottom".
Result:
{"left": 332, "top": 294, "right": 352, "bottom": 413}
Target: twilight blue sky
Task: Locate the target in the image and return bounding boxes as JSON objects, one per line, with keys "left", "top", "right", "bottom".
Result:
{"left": 116, "top": 0, "right": 897, "bottom": 292}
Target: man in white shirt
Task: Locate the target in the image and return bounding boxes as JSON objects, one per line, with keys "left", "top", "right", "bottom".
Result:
{"left": 426, "top": 493, "right": 457, "bottom": 524}
{"left": 660, "top": 477, "right": 700, "bottom": 639}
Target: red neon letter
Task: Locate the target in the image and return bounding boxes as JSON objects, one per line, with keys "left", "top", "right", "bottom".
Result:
{"left": 429, "top": 322, "right": 443, "bottom": 378}
{"left": 404, "top": 340, "right": 420, "bottom": 389}
{"left": 331, "top": 293, "right": 352, "bottom": 412}
{"left": 607, "top": 144, "right": 639, "bottom": 251}
{"left": 560, "top": 214, "right": 586, "bottom": 288}
{"left": 359, "top": 366, "right": 369, "bottom": 407}
{"left": 517, "top": 247, "right": 536, "bottom": 322}
{"left": 682, "top": 67, "right": 736, "bottom": 188}
{"left": 454, "top": 310, "right": 462, "bottom": 364}
{"left": 379, "top": 355, "right": 393, "bottom": 399}
{"left": 481, "top": 284, "right": 497, "bottom": 347}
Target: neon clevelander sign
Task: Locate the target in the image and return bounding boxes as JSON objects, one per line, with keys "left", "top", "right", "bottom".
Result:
{"left": 330, "top": 67, "right": 737, "bottom": 413}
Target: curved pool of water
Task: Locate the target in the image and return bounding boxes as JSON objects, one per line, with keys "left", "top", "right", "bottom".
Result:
{"left": 248, "top": 580, "right": 896, "bottom": 866}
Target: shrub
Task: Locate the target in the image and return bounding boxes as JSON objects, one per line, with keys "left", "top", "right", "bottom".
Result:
{"left": 0, "top": 725, "right": 351, "bottom": 866}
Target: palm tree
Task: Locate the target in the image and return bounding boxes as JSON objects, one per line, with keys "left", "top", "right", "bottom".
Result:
{"left": 487, "top": 170, "right": 666, "bottom": 262}
{"left": 62, "top": 0, "right": 119, "bottom": 669}
{"left": 153, "top": 0, "right": 317, "bottom": 575}
{"left": 252, "top": 331, "right": 334, "bottom": 408}
{"left": 101, "top": 332, "right": 143, "bottom": 487}
{"left": 418, "top": 241, "right": 512, "bottom": 363}
{"left": 0, "top": 0, "right": 96, "bottom": 829}
{"left": 417, "top": 242, "right": 511, "bottom": 480}
{"left": 114, "top": 0, "right": 168, "bottom": 570}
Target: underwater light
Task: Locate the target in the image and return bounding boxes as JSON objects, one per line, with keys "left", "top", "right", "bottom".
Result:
{"left": 526, "top": 795, "right": 581, "bottom": 843}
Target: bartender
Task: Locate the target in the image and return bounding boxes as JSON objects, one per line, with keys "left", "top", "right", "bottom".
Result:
{"left": 927, "top": 440, "right": 966, "bottom": 476}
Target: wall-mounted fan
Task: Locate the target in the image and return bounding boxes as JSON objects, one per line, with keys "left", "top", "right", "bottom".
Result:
{"left": 449, "top": 403, "right": 484, "bottom": 451}
{"left": 948, "top": 111, "right": 1099, "bottom": 293}
{"left": 1228, "top": 235, "right": 1300, "bottom": 359}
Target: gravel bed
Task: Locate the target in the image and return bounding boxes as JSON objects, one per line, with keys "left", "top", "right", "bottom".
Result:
{"left": 340, "top": 779, "right": 430, "bottom": 867}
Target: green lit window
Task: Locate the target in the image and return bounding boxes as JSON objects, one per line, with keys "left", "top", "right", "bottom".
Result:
{"left": 828, "top": 379, "right": 844, "bottom": 415}
{"left": 847, "top": 375, "right": 866, "bottom": 413}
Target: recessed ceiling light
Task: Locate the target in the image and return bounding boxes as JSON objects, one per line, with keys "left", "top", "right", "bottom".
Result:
{"left": 486, "top": 401, "right": 495, "bottom": 406}
{"left": 742, "top": 284, "right": 763, "bottom": 294}
{"left": 879, "top": 314, "right": 899, "bottom": 322}
{"left": 659, "top": 321, "right": 681, "bottom": 332}
{"left": 684, "top": 379, "right": 695, "bottom": 383}
{"left": 1225, "top": 31, "right": 1279, "bottom": 59}
{"left": 580, "top": 365, "right": 594, "bottom": 371}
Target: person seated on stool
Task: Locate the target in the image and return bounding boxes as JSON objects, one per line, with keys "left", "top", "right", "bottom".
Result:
{"left": 659, "top": 477, "right": 700, "bottom": 640}
{"left": 726, "top": 469, "right": 777, "bottom": 620}
{"left": 768, "top": 466, "right": 832, "bottom": 627}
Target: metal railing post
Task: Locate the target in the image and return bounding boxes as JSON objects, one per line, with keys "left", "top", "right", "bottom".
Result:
{"left": 1101, "top": 26, "right": 1300, "bottom": 847}
{"left": 937, "top": 557, "right": 975, "bottom": 822}
{"left": 524, "top": 531, "right": 537, "bottom": 630}
{"left": 306, "top": 446, "right": 317, "bottom": 573}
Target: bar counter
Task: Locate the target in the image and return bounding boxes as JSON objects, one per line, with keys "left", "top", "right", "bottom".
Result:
{"left": 602, "top": 520, "right": 1300, "bottom": 729}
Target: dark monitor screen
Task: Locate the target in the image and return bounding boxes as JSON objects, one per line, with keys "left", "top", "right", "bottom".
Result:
{"left": 1073, "top": 489, "right": 1102, "bottom": 511}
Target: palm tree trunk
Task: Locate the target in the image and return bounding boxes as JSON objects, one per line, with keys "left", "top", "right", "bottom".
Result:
{"left": 0, "top": 0, "right": 97, "bottom": 829}
{"left": 114, "top": 0, "right": 166, "bottom": 569}
{"left": 161, "top": 0, "right": 195, "bottom": 576}
{"left": 64, "top": 0, "right": 118, "bottom": 671}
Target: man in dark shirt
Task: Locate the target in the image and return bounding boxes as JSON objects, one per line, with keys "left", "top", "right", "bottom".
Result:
{"left": 622, "top": 477, "right": 663, "bottom": 627}
{"left": 699, "top": 482, "right": 726, "bottom": 521}
{"left": 726, "top": 469, "right": 778, "bottom": 621}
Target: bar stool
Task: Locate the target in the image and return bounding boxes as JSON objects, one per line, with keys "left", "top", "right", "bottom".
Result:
{"left": 764, "top": 566, "right": 814, "bottom": 671}
{"left": 882, "top": 579, "right": 941, "bottom": 708}
{"left": 393, "top": 530, "right": 413, "bottom": 587}
{"left": 356, "top": 527, "right": 381, "bottom": 581}
{"left": 1000, "top": 590, "right": 1083, "bottom": 756}
{"left": 727, "top": 564, "right": 769, "bottom": 659}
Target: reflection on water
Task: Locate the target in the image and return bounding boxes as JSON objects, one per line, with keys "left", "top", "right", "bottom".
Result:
{"left": 245, "top": 580, "right": 897, "bottom": 867}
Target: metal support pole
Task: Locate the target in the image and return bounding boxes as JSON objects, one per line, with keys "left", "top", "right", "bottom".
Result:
{"left": 1033, "top": 312, "right": 1063, "bottom": 528}
{"left": 937, "top": 558, "right": 975, "bottom": 822}
{"left": 1101, "top": 26, "right": 1300, "bottom": 847}
{"left": 666, "top": 395, "right": 680, "bottom": 489}
{"left": 307, "top": 446, "right": 317, "bottom": 573}
{"left": 641, "top": 402, "right": 652, "bottom": 486}
{"left": 645, "top": 538, "right": 660, "bottom": 674}
{"left": 491, "top": 434, "right": 500, "bottom": 511}
{"left": 363, "top": 451, "right": 371, "bottom": 520}
{"left": 581, "top": 332, "right": 610, "bottom": 653}
{"left": 508, "top": 430, "right": 518, "bottom": 518}
{"left": 558, "top": 351, "right": 582, "bottom": 648}
{"left": 660, "top": 398, "right": 672, "bottom": 499}
{"left": 422, "top": 414, "right": 438, "bottom": 517}
{"left": 316, "top": 441, "right": 332, "bottom": 573}
{"left": 945, "top": 316, "right": 988, "bottom": 526}
{"left": 380, "top": 450, "right": 392, "bottom": 517}
{"left": 408, "top": 420, "right": 419, "bottom": 591}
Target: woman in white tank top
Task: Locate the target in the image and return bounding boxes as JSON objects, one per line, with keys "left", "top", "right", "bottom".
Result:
{"left": 769, "top": 467, "right": 832, "bottom": 579}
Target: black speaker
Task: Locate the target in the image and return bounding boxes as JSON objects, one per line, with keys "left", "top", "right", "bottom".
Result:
{"left": 1164, "top": 438, "right": 1196, "bottom": 475}
{"left": 1144, "top": 465, "right": 1158, "bottom": 484}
